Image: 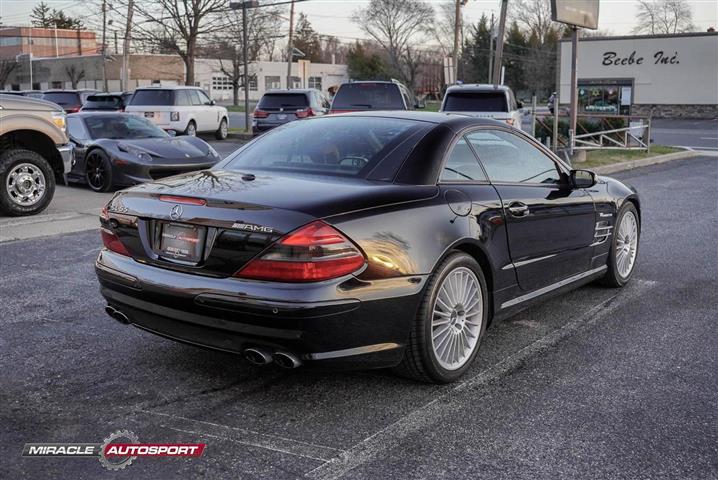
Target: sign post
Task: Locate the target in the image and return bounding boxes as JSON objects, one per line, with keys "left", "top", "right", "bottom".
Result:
{"left": 550, "top": 0, "right": 600, "bottom": 154}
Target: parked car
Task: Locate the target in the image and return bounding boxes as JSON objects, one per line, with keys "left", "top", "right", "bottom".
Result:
{"left": 125, "top": 86, "right": 229, "bottom": 140}
{"left": 66, "top": 112, "right": 221, "bottom": 192}
{"left": 42, "top": 89, "right": 98, "bottom": 113}
{"left": 0, "top": 90, "right": 44, "bottom": 98}
{"left": 81, "top": 92, "right": 134, "bottom": 112}
{"left": 329, "top": 80, "right": 420, "bottom": 113}
{"left": 96, "top": 112, "right": 641, "bottom": 383}
{"left": 252, "top": 89, "right": 330, "bottom": 135}
{"left": 440, "top": 84, "right": 523, "bottom": 127}
{"left": 0, "top": 94, "right": 74, "bottom": 216}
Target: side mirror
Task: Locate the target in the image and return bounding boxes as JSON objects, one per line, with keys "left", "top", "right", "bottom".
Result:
{"left": 570, "top": 169, "right": 596, "bottom": 189}
{"left": 517, "top": 101, "right": 524, "bottom": 109}
{"left": 209, "top": 99, "right": 216, "bottom": 106}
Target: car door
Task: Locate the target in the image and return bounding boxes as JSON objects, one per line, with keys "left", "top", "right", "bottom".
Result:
{"left": 198, "top": 90, "right": 219, "bottom": 131}
{"left": 465, "top": 128, "right": 596, "bottom": 293}
{"left": 187, "top": 89, "right": 209, "bottom": 132}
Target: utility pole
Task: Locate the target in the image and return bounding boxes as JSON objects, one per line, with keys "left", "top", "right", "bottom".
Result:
{"left": 242, "top": 2, "right": 250, "bottom": 133}
{"left": 102, "top": 0, "right": 108, "bottom": 92}
{"left": 286, "top": 0, "right": 296, "bottom": 89}
{"left": 488, "top": 12, "right": 494, "bottom": 83}
{"left": 452, "top": 0, "right": 461, "bottom": 85}
{"left": 492, "top": 0, "right": 508, "bottom": 86}
{"left": 121, "top": 0, "right": 134, "bottom": 91}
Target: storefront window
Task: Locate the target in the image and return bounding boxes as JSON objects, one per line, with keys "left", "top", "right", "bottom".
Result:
{"left": 578, "top": 80, "right": 632, "bottom": 115}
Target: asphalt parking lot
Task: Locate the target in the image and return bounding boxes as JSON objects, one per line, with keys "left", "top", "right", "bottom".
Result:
{"left": 1, "top": 155, "right": 716, "bottom": 479}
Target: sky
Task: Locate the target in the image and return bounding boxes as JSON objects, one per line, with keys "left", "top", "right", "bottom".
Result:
{"left": 1, "top": 0, "right": 716, "bottom": 43}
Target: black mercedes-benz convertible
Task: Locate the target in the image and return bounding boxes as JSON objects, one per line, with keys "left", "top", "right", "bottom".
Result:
{"left": 95, "top": 112, "right": 640, "bottom": 383}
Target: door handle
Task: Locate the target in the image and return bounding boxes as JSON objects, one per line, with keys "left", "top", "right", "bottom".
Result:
{"left": 508, "top": 202, "right": 530, "bottom": 217}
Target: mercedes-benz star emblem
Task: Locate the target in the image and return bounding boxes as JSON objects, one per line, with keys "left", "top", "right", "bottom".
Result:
{"left": 169, "top": 204, "right": 183, "bottom": 220}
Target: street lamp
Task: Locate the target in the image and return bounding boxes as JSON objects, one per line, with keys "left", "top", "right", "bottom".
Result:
{"left": 230, "top": 1, "right": 259, "bottom": 132}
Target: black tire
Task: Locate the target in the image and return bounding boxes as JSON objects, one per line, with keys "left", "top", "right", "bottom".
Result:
{"left": 601, "top": 202, "right": 640, "bottom": 288}
{"left": 394, "top": 252, "right": 489, "bottom": 383}
{"left": 214, "top": 118, "right": 228, "bottom": 140}
{"left": 85, "top": 149, "right": 113, "bottom": 193}
{"left": 0, "top": 149, "right": 55, "bottom": 217}
{"left": 184, "top": 120, "right": 197, "bottom": 137}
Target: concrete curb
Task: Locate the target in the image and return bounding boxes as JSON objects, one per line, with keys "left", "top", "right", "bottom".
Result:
{"left": 591, "top": 150, "right": 701, "bottom": 175}
{"left": 226, "top": 132, "right": 253, "bottom": 141}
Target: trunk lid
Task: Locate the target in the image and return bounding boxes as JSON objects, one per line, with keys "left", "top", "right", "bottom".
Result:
{"left": 104, "top": 169, "right": 437, "bottom": 277}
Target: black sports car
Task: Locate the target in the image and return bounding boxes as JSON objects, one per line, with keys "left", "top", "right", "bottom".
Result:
{"left": 95, "top": 112, "right": 640, "bottom": 383}
{"left": 67, "top": 113, "right": 221, "bottom": 192}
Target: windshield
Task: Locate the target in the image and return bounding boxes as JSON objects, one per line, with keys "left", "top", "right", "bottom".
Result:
{"left": 223, "top": 117, "right": 420, "bottom": 178}
{"left": 42, "top": 92, "right": 80, "bottom": 106}
{"left": 84, "top": 96, "right": 123, "bottom": 109}
{"left": 258, "top": 93, "right": 309, "bottom": 110}
{"left": 83, "top": 115, "right": 169, "bottom": 140}
{"left": 332, "top": 83, "right": 405, "bottom": 110}
{"left": 443, "top": 92, "right": 509, "bottom": 112}
{"left": 130, "top": 89, "right": 175, "bottom": 106}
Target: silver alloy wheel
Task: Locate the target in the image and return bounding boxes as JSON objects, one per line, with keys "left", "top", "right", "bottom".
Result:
{"left": 6, "top": 163, "right": 46, "bottom": 207}
{"left": 615, "top": 210, "right": 639, "bottom": 278}
{"left": 431, "top": 267, "right": 483, "bottom": 371}
{"left": 220, "top": 119, "right": 228, "bottom": 138}
{"left": 187, "top": 122, "right": 197, "bottom": 136}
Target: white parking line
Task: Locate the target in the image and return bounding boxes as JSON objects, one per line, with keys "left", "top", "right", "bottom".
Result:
{"left": 136, "top": 409, "right": 343, "bottom": 463}
{"left": 306, "top": 279, "right": 657, "bottom": 480}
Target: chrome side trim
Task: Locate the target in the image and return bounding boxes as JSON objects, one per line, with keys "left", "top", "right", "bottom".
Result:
{"left": 502, "top": 254, "right": 557, "bottom": 270}
{"left": 500, "top": 265, "right": 608, "bottom": 309}
{"left": 599, "top": 212, "right": 612, "bottom": 218}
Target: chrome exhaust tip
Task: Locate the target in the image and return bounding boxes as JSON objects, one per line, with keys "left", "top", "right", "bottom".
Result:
{"left": 244, "top": 347, "right": 273, "bottom": 366}
{"left": 112, "top": 310, "right": 130, "bottom": 324}
{"left": 273, "top": 351, "right": 302, "bottom": 369}
{"left": 104, "top": 305, "right": 117, "bottom": 318}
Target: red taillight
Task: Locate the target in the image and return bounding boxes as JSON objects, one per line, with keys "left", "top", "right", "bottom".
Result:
{"left": 295, "top": 108, "right": 315, "bottom": 118}
{"left": 235, "top": 221, "right": 366, "bottom": 282}
{"left": 253, "top": 109, "right": 269, "bottom": 118}
{"left": 101, "top": 228, "right": 131, "bottom": 256}
{"left": 66, "top": 106, "right": 80, "bottom": 113}
{"left": 159, "top": 195, "right": 207, "bottom": 206}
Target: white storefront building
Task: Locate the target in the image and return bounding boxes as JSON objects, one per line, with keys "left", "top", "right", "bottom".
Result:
{"left": 559, "top": 32, "right": 718, "bottom": 118}
{"left": 195, "top": 59, "right": 348, "bottom": 102}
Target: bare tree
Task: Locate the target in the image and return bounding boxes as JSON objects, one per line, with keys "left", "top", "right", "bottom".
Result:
{"left": 351, "top": 0, "right": 435, "bottom": 91}
{"left": 633, "top": 0, "right": 695, "bottom": 34}
{"left": 509, "top": 0, "right": 554, "bottom": 45}
{"left": 65, "top": 65, "right": 86, "bottom": 89}
{"left": 210, "top": 6, "right": 285, "bottom": 105}
{"left": 433, "top": 1, "right": 467, "bottom": 58}
{"left": 131, "top": 0, "right": 229, "bottom": 85}
{"left": 0, "top": 59, "right": 19, "bottom": 89}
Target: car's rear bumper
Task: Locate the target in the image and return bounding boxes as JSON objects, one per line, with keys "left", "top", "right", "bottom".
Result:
{"left": 95, "top": 249, "right": 428, "bottom": 368}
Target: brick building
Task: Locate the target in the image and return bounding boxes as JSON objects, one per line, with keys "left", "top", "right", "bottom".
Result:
{"left": 0, "top": 26, "right": 98, "bottom": 59}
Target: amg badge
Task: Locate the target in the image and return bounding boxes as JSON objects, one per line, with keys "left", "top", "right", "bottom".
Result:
{"left": 231, "top": 223, "right": 273, "bottom": 233}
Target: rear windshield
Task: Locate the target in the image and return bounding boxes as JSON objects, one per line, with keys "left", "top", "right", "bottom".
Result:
{"left": 443, "top": 92, "right": 508, "bottom": 112}
{"left": 258, "top": 93, "right": 309, "bottom": 110}
{"left": 223, "top": 117, "right": 420, "bottom": 178}
{"left": 42, "top": 92, "right": 80, "bottom": 106}
{"left": 130, "top": 89, "right": 175, "bottom": 106}
{"left": 84, "top": 96, "right": 123, "bottom": 109}
{"left": 332, "top": 83, "right": 404, "bottom": 110}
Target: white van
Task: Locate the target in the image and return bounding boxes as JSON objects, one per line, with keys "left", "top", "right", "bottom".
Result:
{"left": 440, "top": 84, "right": 523, "bottom": 128}
{"left": 125, "top": 86, "right": 229, "bottom": 140}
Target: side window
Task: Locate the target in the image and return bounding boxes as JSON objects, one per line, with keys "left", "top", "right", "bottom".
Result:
{"left": 440, "top": 137, "right": 487, "bottom": 182}
{"left": 466, "top": 130, "right": 561, "bottom": 184}
{"left": 175, "top": 89, "right": 190, "bottom": 106}
{"left": 67, "top": 117, "right": 90, "bottom": 140}
{"left": 188, "top": 89, "right": 202, "bottom": 106}
{"left": 198, "top": 90, "right": 213, "bottom": 104}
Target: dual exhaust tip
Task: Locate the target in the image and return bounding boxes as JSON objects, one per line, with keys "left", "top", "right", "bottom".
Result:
{"left": 105, "top": 305, "right": 129, "bottom": 324}
{"left": 105, "top": 305, "right": 300, "bottom": 369}
{"left": 244, "top": 347, "right": 302, "bottom": 369}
